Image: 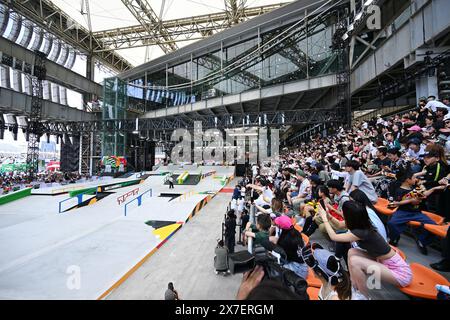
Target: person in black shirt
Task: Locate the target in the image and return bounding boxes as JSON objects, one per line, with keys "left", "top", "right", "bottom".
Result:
{"left": 430, "top": 227, "right": 450, "bottom": 272}
{"left": 316, "top": 201, "right": 412, "bottom": 298}
{"left": 387, "top": 167, "right": 446, "bottom": 254}
{"left": 413, "top": 149, "right": 448, "bottom": 212}
{"left": 224, "top": 210, "right": 237, "bottom": 253}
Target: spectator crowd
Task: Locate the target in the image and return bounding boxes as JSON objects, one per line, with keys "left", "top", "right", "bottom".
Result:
{"left": 218, "top": 95, "right": 450, "bottom": 300}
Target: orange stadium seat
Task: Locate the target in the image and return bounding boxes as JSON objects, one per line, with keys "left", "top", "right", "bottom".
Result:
{"left": 423, "top": 223, "right": 449, "bottom": 238}
{"left": 307, "top": 286, "right": 320, "bottom": 300}
{"left": 399, "top": 263, "right": 450, "bottom": 300}
{"left": 294, "top": 222, "right": 303, "bottom": 233}
{"left": 301, "top": 233, "right": 309, "bottom": 245}
{"left": 306, "top": 268, "right": 322, "bottom": 288}
{"left": 408, "top": 211, "right": 445, "bottom": 227}
{"left": 374, "top": 198, "right": 396, "bottom": 216}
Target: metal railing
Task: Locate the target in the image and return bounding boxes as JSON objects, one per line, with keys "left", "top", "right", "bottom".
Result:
{"left": 248, "top": 203, "right": 256, "bottom": 254}
{"left": 124, "top": 188, "right": 153, "bottom": 216}
{"left": 58, "top": 191, "right": 96, "bottom": 213}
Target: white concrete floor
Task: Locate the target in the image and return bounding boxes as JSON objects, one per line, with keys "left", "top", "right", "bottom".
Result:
{"left": 106, "top": 192, "right": 244, "bottom": 300}
{"left": 0, "top": 167, "right": 234, "bottom": 299}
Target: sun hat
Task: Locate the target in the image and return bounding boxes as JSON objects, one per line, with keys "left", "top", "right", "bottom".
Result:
{"left": 274, "top": 215, "right": 293, "bottom": 230}
{"left": 296, "top": 169, "right": 306, "bottom": 178}
{"left": 407, "top": 125, "right": 422, "bottom": 132}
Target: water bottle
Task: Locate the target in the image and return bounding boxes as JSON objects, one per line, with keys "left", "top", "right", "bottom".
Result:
{"left": 436, "top": 285, "right": 450, "bottom": 300}
{"left": 388, "top": 196, "right": 394, "bottom": 207}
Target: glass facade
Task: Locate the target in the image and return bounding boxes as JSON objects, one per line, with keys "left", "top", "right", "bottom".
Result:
{"left": 102, "top": 77, "right": 127, "bottom": 157}
{"left": 125, "top": 14, "right": 342, "bottom": 111}
{"left": 102, "top": 9, "right": 345, "bottom": 155}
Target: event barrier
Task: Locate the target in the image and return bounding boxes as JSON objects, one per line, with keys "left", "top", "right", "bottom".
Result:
{"left": 0, "top": 187, "right": 32, "bottom": 205}
{"left": 124, "top": 188, "right": 153, "bottom": 216}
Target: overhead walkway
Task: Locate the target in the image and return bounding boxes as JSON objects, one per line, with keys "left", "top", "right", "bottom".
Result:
{"left": 351, "top": 0, "right": 450, "bottom": 109}
{"left": 108, "top": 0, "right": 350, "bottom": 124}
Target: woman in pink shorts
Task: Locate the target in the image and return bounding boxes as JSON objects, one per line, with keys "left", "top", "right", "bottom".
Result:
{"left": 317, "top": 201, "right": 412, "bottom": 298}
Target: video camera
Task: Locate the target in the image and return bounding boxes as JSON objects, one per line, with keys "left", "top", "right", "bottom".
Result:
{"left": 227, "top": 240, "right": 308, "bottom": 298}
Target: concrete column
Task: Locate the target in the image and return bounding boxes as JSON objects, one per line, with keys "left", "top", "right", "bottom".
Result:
{"left": 51, "top": 83, "right": 60, "bottom": 104}
{"left": 416, "top": 76, "right": 439, "bottom": 101}
{"left": 0, "top": 66, "right": 11, "bottom": 88}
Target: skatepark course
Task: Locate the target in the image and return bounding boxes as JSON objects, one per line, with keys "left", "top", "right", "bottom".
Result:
{"left": 0, "top": 166, "right": 234, "bottom": 299}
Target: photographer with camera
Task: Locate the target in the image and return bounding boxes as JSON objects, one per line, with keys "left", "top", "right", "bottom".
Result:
{"left": 214, "top": 240, "right": 229, "bottom": 275}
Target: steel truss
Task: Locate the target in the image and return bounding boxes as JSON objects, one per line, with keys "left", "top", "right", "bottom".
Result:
{"left": 37, "top": 109, "right": 345, "bottom": 135}
{"left": 120, "top": 0, "right": 178, "bottom": 54}
{"left": 26, "top": 50, "right": 46, "bottom": 177}
{"left": 92, "top": 2, "right": 290, "bottom": 51}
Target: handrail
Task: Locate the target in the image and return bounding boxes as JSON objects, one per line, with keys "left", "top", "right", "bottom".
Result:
{"left": 58, "top": 190, "right": 96, "bottom": 213}
{"left": 124, "top": 188, "right": 153, "bottom": 216}
{"left": 248, "top": 204, "right": 256, "bottom": 254}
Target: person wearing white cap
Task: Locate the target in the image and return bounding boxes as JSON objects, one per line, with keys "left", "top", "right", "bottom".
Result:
{"left": 301, "top": 244, "right": 354, "bottom": 300}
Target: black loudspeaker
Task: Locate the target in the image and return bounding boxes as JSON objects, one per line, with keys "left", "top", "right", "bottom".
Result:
{"left": 236, "top": 164, "right": 246, "bottom": 177}
{"left": 12, "top": 126, "right": 18, "bottom": 141}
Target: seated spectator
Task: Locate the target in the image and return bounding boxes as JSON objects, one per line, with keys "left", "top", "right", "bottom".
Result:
{"left": 349, "top": 189, "right": 387, "bottom": 241}
{"left": 244, "top": 213, "right": 272, "bottom": 246}
{"left": 301, "top": 244, "right": 353, "bottom": 300}
{"left": 414, "top": 149, "right": 448, "bottom": 212}
{"left": 255, "top": 197, "right": 284, "bottom": 218}
{"left": 344, "top": 160, "right": 378, "bottom": 204}
{"left": 388, "top": 167, "right": 445, "bottom": 254}
{"left": 270, "top": 215, "right": 308, "bottom": 279}
{"left": 316, "top": 201, "right": 412, "bottom": 298}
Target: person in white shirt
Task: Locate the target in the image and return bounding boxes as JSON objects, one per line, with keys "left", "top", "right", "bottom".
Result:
{"left": 289, "top": 170, "right": 311, "bottom": 212}
{"left": 425, "top": 98, "right": 450, "bottom": 112}
{"left": 405, "top": 139, "right": 426, "bottom": 173}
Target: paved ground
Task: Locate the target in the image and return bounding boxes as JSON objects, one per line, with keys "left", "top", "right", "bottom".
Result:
{"left": 106, "top": 191, "right": 244, "bottom": 300}
{"left": 0, "top": 168, "right": 234, "bottom": 299}
{"left": 107, "top": 179, "right": 450, "bottom": 300}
